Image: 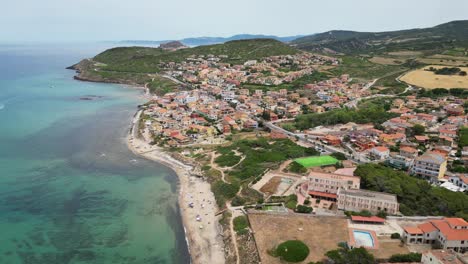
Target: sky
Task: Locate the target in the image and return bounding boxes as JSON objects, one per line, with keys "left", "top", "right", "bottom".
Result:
{"left": 1, "top": 0, "right": 467, "bottom": 43}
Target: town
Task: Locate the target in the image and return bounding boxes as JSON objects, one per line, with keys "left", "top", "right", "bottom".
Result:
{"left": 132, "top": 46, "right": 468, "bottom": 264}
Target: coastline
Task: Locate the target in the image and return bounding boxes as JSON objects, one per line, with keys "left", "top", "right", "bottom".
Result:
{"left": 126, "top": 110, "right": 226, "bottom": 264}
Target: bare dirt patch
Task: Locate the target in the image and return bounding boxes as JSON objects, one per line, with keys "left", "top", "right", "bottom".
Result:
{"left": 387, "top": 51, "right": 423, "bottom": 56}
{"left": 248, "top": 213, "right": 348, "bottom": 263}
{"left": 260, "top": 176, "right": 282, "bottom": 195}
{"left": 400, "top": 65, "right": 468, "bottom": 89}
{"left": 371, "top": 238, "right": 409, "bottom": 259}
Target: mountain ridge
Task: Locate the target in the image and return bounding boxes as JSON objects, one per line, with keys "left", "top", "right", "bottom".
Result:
{"left": 291, "top": 20, "right": 468, "bottom": 54}
{"left": 119, "top": 34, "right": 306, "bottom": 46}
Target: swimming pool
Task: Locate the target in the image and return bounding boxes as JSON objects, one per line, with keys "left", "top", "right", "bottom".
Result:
{"left": 352, "top": 230, "right": 375, "bottom": 248}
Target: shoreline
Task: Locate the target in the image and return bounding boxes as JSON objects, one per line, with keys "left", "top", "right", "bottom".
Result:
{"left": 126, "top": 110, "right": 226, "bottom": 264}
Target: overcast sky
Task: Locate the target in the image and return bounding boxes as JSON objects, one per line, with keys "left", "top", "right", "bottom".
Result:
{"left": 1, "top": 0, "right": 467, "bottom": 43}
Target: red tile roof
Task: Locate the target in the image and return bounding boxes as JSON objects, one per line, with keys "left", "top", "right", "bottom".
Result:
{"left": 418, "top": 222, "right": 437, "bottom": 233}
{"left": 351, "top": 216, "right": 385, "bottom": 223}
{"left": 429, "top": 218, "right": 468, "bottom": 241}
{"left": 308, "top": 191, "right": 337, "bottom": 199}
{"left": 404, "top": 226, "right": 424, "bottom": 235}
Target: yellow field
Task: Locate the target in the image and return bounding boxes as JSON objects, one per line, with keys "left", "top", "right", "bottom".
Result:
{"left": 400, "top": 65, "right": 468, "bottom": 89}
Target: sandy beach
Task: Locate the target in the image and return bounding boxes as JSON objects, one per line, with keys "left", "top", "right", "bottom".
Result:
{"left": 126, "top": 110, "right": 225, "bottom": 264}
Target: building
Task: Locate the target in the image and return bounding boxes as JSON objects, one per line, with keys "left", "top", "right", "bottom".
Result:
{"left": 386, "top": 153, "right": 414, "bottom": 169}
{"left": 448, "top": 174, "right": 468, "bottom": 192}
{"left": 403, "top": 218, "right": 468, "bottom": 253}
{"left": 370, "top": 146, "right": 390, "bottom": 160}
{"left": 337, "top": 188, "right": 399, "bottom": 215}
{"left": 307, "top": 172, "right": 361, "bottom": 201}
{"left": 321, "top": 135, "right": 341, "bottom": 146}
{"left": 411, "top": 151, "right": 447, "bottom": 183}
{"left": 400, "top": 146, "right": 419, "bottom": 159}
{"left": 421, "top": 249, "right": 466, "bottom": 264}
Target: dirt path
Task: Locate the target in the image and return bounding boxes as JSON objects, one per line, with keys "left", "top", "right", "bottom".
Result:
{"left": 209, "top": 151, "right": 244, "bottom": 264}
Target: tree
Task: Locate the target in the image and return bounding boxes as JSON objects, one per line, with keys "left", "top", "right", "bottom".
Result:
{"left": 412, "top": 124, "right": 425, "bottom": 135}
{"left": 274, "top": 240, "right": 310, "bottom": 263}
{"left": 331, "top": 152, "right": 347, "bottom": 161}
{"left": 324, "top": 245, "right": 376, "bottom": 264}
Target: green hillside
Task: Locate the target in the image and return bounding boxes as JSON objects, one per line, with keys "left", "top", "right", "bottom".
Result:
{"left": 93, "top": 38, "right": 298, "bottom": 73}
{"left": 292, "top": 20, "right": 468, "bottom": 54}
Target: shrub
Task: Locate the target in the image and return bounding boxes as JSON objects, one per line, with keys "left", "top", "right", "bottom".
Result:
{"left": 390, "top": 233, "right": 401, "bottom": 239}
{"left": 275, "top": 240, "right": 310, "bottom": 263}
{"left": 286, "top": 200, "right": 297, "bottom": 210}
{"left": 288, "top": 161, "right": 307, "bottom": 173}
{"left": 233, "top": 215, "right": 249, "bottom": 233}
{"left": 388, "top": 252, "right": 422, "bottom": 263}
{"left": 231, "top": 196, "right": 246, "bottom": 206}
{"left": 295, "top": 205, "right": 313, "bottom": 214}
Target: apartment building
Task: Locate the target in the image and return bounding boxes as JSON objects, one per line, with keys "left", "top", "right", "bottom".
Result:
{"left": 410, "top": 151, "right": 447, "bottom": 183}
{"left": 336, "top": 188, "right": 399, "bottom": 215}
{"left": 403, "top": 218, "right": 468, "bottom": 253}
{"left": 307, "top": 172, "right": 360, "bottom": 201}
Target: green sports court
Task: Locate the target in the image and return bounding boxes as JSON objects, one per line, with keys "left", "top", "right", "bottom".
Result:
{"left": 294, "top": 155, "right": 339, "bottom": 168}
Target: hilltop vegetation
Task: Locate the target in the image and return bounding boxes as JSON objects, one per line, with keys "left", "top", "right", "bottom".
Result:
{"left": 355, "top": 164, "right": 468, "bottom": 219}
{"left": 292, "top": 20, "right": 468, "bottom": 55}
{"left": 286, "top": 99, "right": 397, "bottom": 131}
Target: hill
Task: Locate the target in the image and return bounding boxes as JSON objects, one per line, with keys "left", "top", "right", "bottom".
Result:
{"left": 69, "top": 39, "right": 300, "bottom": 93}
{"left": 292, "top": 20, "right": 468, "bottom": 54}
{"left": 159, "top": 41, "right": 187, "bottom": 50}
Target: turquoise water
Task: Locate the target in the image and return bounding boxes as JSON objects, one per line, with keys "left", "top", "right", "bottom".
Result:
{"left": 352, "top": 230, "right": 375, "bottom": 248}
{"left": 0, "top": 44, "right": 189, "bottom": 263}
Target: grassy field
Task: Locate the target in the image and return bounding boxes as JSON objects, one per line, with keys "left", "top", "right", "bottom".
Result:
{"left": 294, "top": 155, "right": 338, "bottom": 168}
{"left": 400, "top": 65, "right": 468, "bottom": 89}
{"left": 248, "top": 213, "right": 348, "bottom": 263}
{"left": 147, "top": 75, "right": 180, "bottom": 95}
{"left": 328, "top": 56, "right": 407, "bottom": 81}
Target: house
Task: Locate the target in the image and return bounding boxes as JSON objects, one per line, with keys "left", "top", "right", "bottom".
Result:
{"left": 421, "top": 249, "right": 465, "bottom": 264}
{"left": 415, "top": 135, "right": 430, "bottom": 144}
{"left": 380, "top": 133, "right": 406, "bottom": 144}
{"left": 448, "top": 174, "right": 468, "bottom": 192}
{"left": 354, "top": 137, "right": 376, "bottom": 151}
{"left": 321, "top": 135, "right": 341, "bottom": 146}
{"left": 400, "top": 146, "right": 419, "bottom": 158}
{"left": 403, "top": 218, "right": 468, "bottom": 253}
{"left": 411, "top": 151, "right": 448, "bottom": 183}
{"left": 337, "top": 188, "right": 399, "bottom": 215}
{"left": 445, "top": 104, "right": 465, "bottom": 116}
{"left": 370, "top": 146, "right": 390, "bottom": 160}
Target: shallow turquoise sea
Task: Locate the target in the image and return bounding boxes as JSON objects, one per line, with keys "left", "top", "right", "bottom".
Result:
{"left": 0, "top": 44, "right": 189, "bottom": 263}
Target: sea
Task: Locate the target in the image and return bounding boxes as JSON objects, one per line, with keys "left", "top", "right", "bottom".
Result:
{"left": 0, "top": 43, "right": 190, "bottom": 264}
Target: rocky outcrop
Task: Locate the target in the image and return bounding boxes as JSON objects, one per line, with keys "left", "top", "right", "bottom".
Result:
{"left": 159, "top": 41, "right": 188, "bottom": 51}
